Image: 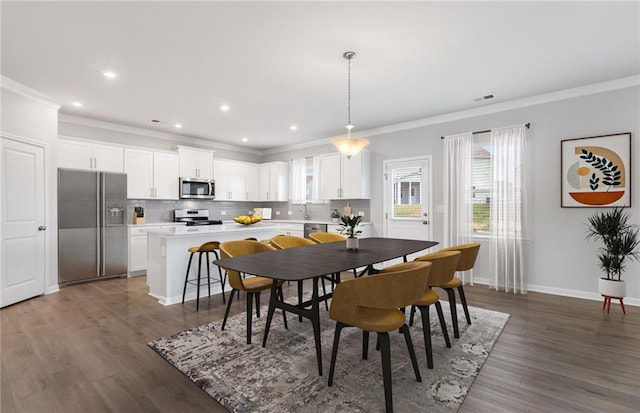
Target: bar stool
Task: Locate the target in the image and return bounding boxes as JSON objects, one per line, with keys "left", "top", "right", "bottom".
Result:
{"left": 181, "top": 241, "right": 226, "bottom": 311}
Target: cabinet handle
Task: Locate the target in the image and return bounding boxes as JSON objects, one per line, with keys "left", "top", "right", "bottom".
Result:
{"left": 151, "top": 188, "right": 154, "bottom": 197}
{"left": 93, "top": 157, "right": 97, "bottom": 169}
{"left": 246, "top": 192, "right": 249, "bottom": 200}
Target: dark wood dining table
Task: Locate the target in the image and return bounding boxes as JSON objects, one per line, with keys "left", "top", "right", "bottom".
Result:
{"left": 213, "top": 237, "right": 438, "bottom": 376}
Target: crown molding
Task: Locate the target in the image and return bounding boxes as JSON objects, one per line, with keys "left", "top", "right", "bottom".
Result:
{"left": 265, "top": 75, "right": 640, "bottom": 154}
{"left": 1, "top": 76, "right": 61, "bottom": 110}
{"left": 58, "top": 114, "right": 262, "bottom": 155}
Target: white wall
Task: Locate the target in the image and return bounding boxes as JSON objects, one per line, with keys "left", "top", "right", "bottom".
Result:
{"left": 1, "top": 83, "right": 60, "bottom": 295}
{"left": 266, "top": 85, "right": 640, "bottom": 305}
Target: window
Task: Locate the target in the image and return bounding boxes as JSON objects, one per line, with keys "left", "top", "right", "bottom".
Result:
{"left": 391, "top": 166, "right": 422, "bottom": 218}
{"left": 472, "top": 134, "right": 491, "bottom": 234}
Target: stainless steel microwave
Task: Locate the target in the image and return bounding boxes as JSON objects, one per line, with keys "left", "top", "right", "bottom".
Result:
{"left": 179, "top": 177, "right": 215, "bottom": 199}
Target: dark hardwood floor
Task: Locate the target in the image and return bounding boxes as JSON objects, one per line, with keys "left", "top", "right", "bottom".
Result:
{"left": 1, "top": 275, "right": 639, "bottom": 412}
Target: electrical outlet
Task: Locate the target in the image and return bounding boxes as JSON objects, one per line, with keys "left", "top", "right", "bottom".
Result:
{"left": 220, "top": 211, "right": 226, "bottom": 215}
{"left": 276, "top": 210, "right": 281, "bottom": 215}
{"left": 358, "top": 211, "right": 364, "bottom": 217}
{"left": 288, "top": 210, "right": 292, "bottom": 216}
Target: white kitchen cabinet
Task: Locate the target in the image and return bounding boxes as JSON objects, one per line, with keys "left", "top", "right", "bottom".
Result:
{"left": 177, "top": 146, "right": 214, "bottom": 179}
{"left": 58, "top": 138, "right": 124, "bottom": 172}
{"left": 214, "top": 158, "right": 250, "bottom": 201}
{"left": 319, "top": 151, "right": 370, "bottom": 200}
{"left": 277, "top": 223, "right": 304, "bottom": 238}
{"left": 244, "top": 163, "right": 260, "bottom": 201}
{"left": 128, "top": 224, "right": 183, "bottom": 275}
{"left": 259, "top": 162, "right": 288, "bottom": 202}
{"left": 124, "top": 148, "right": 179, "bottom": 199}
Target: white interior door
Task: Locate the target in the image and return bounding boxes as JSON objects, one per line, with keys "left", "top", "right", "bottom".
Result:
{"left": 383, "top": 156, "right": 433, "bottom": 264}
{"left": 1, "top": 137, "right": 46, "bottom": 307}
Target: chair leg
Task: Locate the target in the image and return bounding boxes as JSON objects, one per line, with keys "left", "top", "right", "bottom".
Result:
{"left": 255, "top": 292, "right": 261, "bottom": 318}
{"left": 418, "top": 305, "right": 433, "bottom": 369}
{"left": 434, "top": 301, "right": 451, "bottom": 348}
{"left": 409, "top": 305, "right": 416, "bottom": 326}
{"left": 378, "top": 332, "right": 393, "bottom": 413}
{"left": 246, "top": 292, "right": 254, "bottom": 344}
{"left": 182, "top": 253, "right": 195, "bottom": 304}
{"left": 221, "top": 289, "right": 237, "bottom": 330}
{"left": 400, "top": 324, "right": 422, "bottom": 382}
{"left": 445, "top": 288, "right": 460, "bottom": 338}
{"left": 328, "top": 322, "right": 346, "bottom": 386}
{"left": 297, "top": 280, "right": 304, "bottom": 322}
{"left": 321, "top": 278, "right": 329, "bottom": 311}
{"left": 196, "top": 252, "right": 203, "bottom": 311}
{"left": 213, "top": 250, "right": 225, "bottom": 304}
{"left": 362, "top": 330, "right": 370, "bottom": 360}
{"left": 205, "top": 252, "right": 212, "bottom": 298}
{"left": 457, "top": 285, "right": 471, "bottom": 325}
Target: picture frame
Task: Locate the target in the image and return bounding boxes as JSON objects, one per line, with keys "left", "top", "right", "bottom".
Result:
{"left": 561, "top": 132, "right": 631, "bottom": 207}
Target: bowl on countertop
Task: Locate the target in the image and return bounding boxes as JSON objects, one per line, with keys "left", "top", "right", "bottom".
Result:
{"left": 233, "top": 216, "right": 263, "bottom": 225}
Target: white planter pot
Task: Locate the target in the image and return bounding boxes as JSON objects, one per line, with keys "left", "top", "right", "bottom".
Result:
{"left": 598, "top": 278, "right": 626, "bottom": 298}
{"left": 346, "top": 237, "right": 359, "bottom": 250}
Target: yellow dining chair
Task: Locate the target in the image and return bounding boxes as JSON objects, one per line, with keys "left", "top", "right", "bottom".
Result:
{"left": 411, "top": 250, "right": 460, "bottom": 368}
{"left": 270, "top": 235, "right": 330, "bottom": 318}
{"left": 328, "top": 261, "right": 432, "bottom": 413}
{"left": 308, "top": 231, "right": 359, "bottom": 280}
{"left": 437, "top": 243, "right": 480, "bottom": 336}
{"left": 219, "top": 240, "right": 288, "bottom": 344}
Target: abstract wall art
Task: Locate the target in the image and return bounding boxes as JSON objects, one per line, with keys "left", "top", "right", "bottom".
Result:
{"left": 561, "top": 133, "right": 631, "bottom": 207}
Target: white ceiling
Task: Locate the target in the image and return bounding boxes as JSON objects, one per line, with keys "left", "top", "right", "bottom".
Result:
{"left": 2, "top": 2, "right": 638, "bottom": 151}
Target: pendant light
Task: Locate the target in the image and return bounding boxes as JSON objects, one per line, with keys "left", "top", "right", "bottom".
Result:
{"left": 331, "top": 51, "right": 369, "bottom": 159}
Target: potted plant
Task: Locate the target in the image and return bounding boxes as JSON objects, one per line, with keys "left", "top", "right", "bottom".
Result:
{"left": 340, "top": 214, "right": 363, "bottom": 250}
{"left": 331, "top": 209, "right": 341, "bottom": 223}
{"left": 585, "top": 207, "right": 640, "bottom": 299}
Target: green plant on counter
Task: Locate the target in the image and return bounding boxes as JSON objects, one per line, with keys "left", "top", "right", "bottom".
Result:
{"left": 331, "top": 209, "right": 341, "bottom": 219}
{"left": 339, "top": 214, "right": 362, "bottom": 238}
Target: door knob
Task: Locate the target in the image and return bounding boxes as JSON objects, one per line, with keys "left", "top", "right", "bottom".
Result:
{"left": 422, "top": 221, "right": 429, "bottom": 225}
{"left": 38, "top": 225, "right": 47, "bottom": 231}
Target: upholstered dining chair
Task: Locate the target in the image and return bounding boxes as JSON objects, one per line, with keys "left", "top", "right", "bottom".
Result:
{"left": 410, "top": 250, "right": 460, "bottom": 369}
{"left": 436, "top": 243, "right": 480, "bottom": 337}
{"left": 219, "top": 240, "right": 288, "bottom": 344}
{"left": 328, "top": 261, "right": 432, "bottom": 413}
{"left": 308, "top": 231, "right": 359, "bottom": 280}
{"left": 270, "top": 235, "right": 330, "bottom": 317}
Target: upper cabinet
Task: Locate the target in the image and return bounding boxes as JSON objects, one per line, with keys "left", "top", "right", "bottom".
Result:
{"left": 258, "top": 162, "right": 288, "bottom": 202}
{"left": 214, "top": 158, "right": 255, "bottom": 201}
{"left": 58, "top": 138, "right": 124, "bottom": 173}
{"left": 319, "top": 151, "right": 370, "bottom": 199}
{"left": 124, "top": 148, "right": 179, "bottom": 199}
{"left": 177, "top": 146, "right": 214, "bottom": 179}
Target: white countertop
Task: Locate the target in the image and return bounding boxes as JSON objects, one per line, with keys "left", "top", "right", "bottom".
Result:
{"left": 142, "top": 222, "right": 291, "bottom": 237}
{"left": 264, "top": 219, "right": 371, "bottom": 225}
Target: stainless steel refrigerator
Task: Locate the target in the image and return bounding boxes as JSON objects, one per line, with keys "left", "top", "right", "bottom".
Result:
{"left": 58, "top": 169, "right": 128, "bottom": 284}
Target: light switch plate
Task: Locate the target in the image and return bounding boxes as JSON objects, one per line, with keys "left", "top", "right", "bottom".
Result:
{"left": 220, "top": 211, "right": 226, "bottom": 215}
{"left": 358, "top": 211, "right": 364, "bottom": 217}
{"left": 288, "top": 211, "right": 292, "bottom": 215}
{"left": 276, "top": 210, "right": 281, "bottom": 215}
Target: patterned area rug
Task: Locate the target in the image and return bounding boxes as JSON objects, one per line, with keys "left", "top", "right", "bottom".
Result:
{"left": 149, "top": 297, "right": 509, "bottom": 413}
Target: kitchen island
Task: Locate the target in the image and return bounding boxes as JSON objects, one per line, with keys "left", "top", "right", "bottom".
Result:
{"left": 144, "top": 223, "right": 292, "bottom": 305}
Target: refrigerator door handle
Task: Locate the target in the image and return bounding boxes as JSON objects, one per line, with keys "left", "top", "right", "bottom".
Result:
{"left": 100, "top": 173, "right": 106, "bottom": 276}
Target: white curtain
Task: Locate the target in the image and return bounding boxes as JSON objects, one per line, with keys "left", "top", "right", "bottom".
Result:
{"left": 443, "top": 132, "right": 475, "bottom": 284}
{"left": 311, "top": 156, "right": 324, "bottom": 203}
{"left": 489, "top": 125, "right": 527, "bottom": 294}
{"left": 289, "top": 158, "right": 307, "bottom": 204}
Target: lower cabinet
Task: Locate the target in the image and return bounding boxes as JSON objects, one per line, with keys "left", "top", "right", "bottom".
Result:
{"left": 128, "top": 225, "right": 183, "bottom": 275}
{"left": 277, "top": 224, "right": 304, "bottom": 238}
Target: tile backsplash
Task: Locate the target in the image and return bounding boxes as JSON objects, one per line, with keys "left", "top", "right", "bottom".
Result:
{"left": 127, "top": 199, "right": 370, "bottom": 224}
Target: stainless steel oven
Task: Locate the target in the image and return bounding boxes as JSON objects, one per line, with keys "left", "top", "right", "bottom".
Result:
{"left": 179, "top": 177, "right": 215, "bottom": 199}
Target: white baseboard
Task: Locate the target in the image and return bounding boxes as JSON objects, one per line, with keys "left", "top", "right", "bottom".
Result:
{"left": 470, "top": 277, "right": 639, "bottom": 307}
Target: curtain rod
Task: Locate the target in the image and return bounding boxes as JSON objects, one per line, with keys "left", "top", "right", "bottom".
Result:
{"left": 440, "top": 122, "right": 530, "bottom": 139}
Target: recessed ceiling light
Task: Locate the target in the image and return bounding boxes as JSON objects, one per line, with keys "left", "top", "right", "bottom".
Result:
{"left": 71, "top": 102, "right": 83, "bottom": 107}
{"left": 290, "top": 125, "right": 298, "bottom": 131}
{"left": 241, "top": 137, "right": 248, "bottom": 142}
{"left": 220, "top": 104, "right": 230, "bottom": 112}
{"left": 174, "top": 123, "right": 183, "bottom": 128}
{"left": 102, "top": 70, "right": 118, "bottom": 79}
